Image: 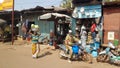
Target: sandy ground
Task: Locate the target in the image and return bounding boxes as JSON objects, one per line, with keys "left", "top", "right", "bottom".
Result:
{"left": 0, "top": 40, "right": 119, "bottom": 68}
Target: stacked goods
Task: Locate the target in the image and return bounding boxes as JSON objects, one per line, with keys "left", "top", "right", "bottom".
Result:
{"left": 4, "top": 25, "right": 11, "bottom": 32}
{"left": 0, "top": 28, "right": 3, "bottom": 35}
{"left": 87, "top": 32, "right": 93, "bottom": 44}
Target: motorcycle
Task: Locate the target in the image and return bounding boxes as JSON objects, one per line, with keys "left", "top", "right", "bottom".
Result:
{"left": 58, "top": 42, "right": 92, "bottom": 63}
{"left": 96, "top": 42, "right": 120, "bottom": 65}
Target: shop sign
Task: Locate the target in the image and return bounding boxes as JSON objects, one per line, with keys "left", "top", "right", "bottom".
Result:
{"left": 72, "top": 4, "right": 102, "bottom": 18}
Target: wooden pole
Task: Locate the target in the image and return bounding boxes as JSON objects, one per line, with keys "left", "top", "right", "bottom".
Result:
{"left": 12, "top": 0, "right": 14, "bottom": 45}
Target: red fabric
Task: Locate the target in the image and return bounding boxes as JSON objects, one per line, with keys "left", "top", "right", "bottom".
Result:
{"left": 91, "top": 23, "right": 96, "bottom": 32}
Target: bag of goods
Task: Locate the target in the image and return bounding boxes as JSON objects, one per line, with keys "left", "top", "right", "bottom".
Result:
{"left": 31, "top": 24, "right": 39, "bottom": 31}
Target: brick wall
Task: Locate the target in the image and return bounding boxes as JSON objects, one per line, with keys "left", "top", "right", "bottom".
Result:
{"left": 103, "top": 7, "right": 120, "bottom": 44}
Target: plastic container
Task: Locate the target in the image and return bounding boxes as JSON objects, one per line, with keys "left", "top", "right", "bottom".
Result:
{"left": 94, "top": 42, "right": 100, "bottom": 49}
{"left": 72, "top": 45, "right": 79, "bottom": 54}
{"left": 85, "top": 45, "right": 91, "bottom": 53}
{"left": 90, "top": 43, "right": 94, "bottom": 48}
{"left": 91, "top": 50, "right": 98, "bottom": 57}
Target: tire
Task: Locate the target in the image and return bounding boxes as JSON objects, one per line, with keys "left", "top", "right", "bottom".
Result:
{"left": 96, "top": 54, "right": 104, "bottom": 62}
{"left": 81, "top": 52, "right": 93, "bottom": 63}
{"left": 85, "top": 53, "right": 93, "bottom": 63}
{"left": 96, "top": 54, "right": 109, "bottom": 62}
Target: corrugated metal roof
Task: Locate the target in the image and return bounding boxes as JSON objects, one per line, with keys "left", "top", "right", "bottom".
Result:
{"left": 21, "top": 6, "right": 45, "bottom": 12}
{"left": 72, "top": 0, "right": 102, "bottom": 6}
{"left": 103, "top": 1, "right": 120, "bottom": 5}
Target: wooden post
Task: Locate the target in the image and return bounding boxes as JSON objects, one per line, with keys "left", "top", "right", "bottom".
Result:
{"left": 12, "top": 0, "right": 14, "bottom": 45}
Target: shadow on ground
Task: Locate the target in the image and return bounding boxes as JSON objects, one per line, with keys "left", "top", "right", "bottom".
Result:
{"left": 38, "top": 51, "right": 52, "bottom": 58}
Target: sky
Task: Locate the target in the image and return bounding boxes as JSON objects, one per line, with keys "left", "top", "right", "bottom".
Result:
{"left": 15, "top": 0, "right": 63, "bottom": 11}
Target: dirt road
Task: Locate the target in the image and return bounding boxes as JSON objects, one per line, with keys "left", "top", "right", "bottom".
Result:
{"left": 0, "top": 41, "right": 119, "bottom": 68}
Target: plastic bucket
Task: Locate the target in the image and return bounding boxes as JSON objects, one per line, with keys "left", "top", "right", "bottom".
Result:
{"left": 85, "top": 45, "right": 91, "bottom": 53}
{"left": 90, "top": 43, "right": 94, "bottom": 48}
{"left": 72, "top": 45, "right": 79, "bottom": 54}
{"left": 94, "top": 42, "right": 100, "bottom": 49}
{"left": 91, "top": 50, "right": 98, "bottom": 57}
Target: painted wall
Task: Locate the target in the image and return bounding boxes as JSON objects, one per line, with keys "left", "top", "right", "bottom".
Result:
{"left": 71, "top": 18, "right": 76, "bottom": 35}
{"left": 19, "top": 13, "right": 54, "bottom": 39}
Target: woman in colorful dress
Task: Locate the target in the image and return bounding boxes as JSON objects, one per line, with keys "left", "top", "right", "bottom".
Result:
{"left": 31, "top": 31, "right": 40, "bottom": 58}
{"left": 31, "top": 24, "right": 40, "bottom": 59}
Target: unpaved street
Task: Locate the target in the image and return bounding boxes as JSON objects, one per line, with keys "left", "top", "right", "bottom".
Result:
{"left": 0, "top": 41, "right": 119, "bottom": 68}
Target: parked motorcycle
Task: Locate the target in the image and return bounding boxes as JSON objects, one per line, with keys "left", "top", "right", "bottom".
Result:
{"left": 96, "top": 42, "right": 120, "bottom": 65}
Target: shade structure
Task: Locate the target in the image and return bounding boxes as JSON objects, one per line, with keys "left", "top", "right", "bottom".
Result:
{"left": 0, "top": 19, "right": 7, "bottom": 32}
{"left": 0, "top": 19, "right": 6, "bottom": 23}
{"left": 39, "top": 13, "right": 71, "bottom": 20}
{"left": 0, "top": 19, "right": 6, "bottom": 26}
{"left": 39, "top": 13, "right": 52, "bottom": 20}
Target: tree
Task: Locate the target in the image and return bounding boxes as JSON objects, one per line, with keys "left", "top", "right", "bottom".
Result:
{"left": 103, "top": 0, "right": 120, "bottom": 2}
{"left": 60, "top": 0, "right": 73, "bottom": 9}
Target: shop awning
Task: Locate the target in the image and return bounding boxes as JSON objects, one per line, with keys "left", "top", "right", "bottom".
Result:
{"left": 39, "top": 13, "right": 71, "bottom": 20}
{"left": 0, "top": 19, "right": 6, "bottom": 24}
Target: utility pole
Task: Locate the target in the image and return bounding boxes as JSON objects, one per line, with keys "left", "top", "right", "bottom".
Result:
{"left": 12, "top": 0, "right": 14, "bottom": 45}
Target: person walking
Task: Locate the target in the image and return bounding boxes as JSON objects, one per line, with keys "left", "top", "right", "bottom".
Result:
{"left": 31, "top": 24, "right": 40, "bottom": 59}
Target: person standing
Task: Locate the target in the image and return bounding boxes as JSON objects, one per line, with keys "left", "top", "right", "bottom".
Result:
{"left": 80, "top": 28, "right": 87, "bottom": 48}
{"left": 91, "top": 22, "right": 97, "bottom": 42}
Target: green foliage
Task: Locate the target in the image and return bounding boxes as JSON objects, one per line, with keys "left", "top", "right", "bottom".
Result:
{"left": 60, "top": 0, "right": 72, "bottom": 9}
{"left": 60, "top": 0, "right": 120, "bottom": 9}
{"left": 103, "top": 0, "right": 120, "bottom": 2}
